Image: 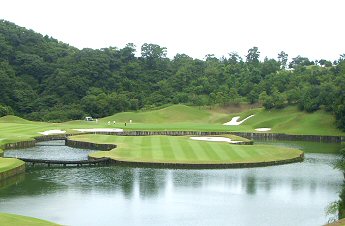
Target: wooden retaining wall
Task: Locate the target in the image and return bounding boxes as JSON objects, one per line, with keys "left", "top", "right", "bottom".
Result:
{"left": 0, "top": 164, "right": 25, "bottom": 181}
{"left": 34, "top": 134, "right": 76, "bottom": 142}
{"left": 65, "top": 139, "right": 117, "bottom": 151}
{"left": 86, "top": 131, "right": 343, "bottom": 143}
{"left": 4, "top": 140, "right": 36, "bottom": 149}
{"left": 19, "top": 157, "right": 111, "bottom": 167}
{"left": 102, "top": 154, "right": 304, "bottom": 169}
{"left": 230, "top": 132, "right": 343, "bottom": 143}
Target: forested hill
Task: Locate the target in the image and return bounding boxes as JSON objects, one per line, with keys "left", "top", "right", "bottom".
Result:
{"left": 0, "top": 20, "right": 344, "bottom": 130}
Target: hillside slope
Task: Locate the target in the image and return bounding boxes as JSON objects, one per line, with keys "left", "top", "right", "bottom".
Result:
{"left": 99, "top": 105, "right": 344, "bottom": 136}
{"left": 0, "top": 105, "right": 344, "bottom": 136}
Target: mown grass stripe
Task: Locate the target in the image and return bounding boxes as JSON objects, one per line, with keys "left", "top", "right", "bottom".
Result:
{"left": 234, "top": 146, "right": 252, "bottom": 159}
{"left": 219, "top": 144, "right": 244, "bottom": 161}
{"left": 160, "top": 136, "right": 176, "bottom": 160}
{"left": 151, "top": 136, "right": 164, "bottom": 160}
{"left": 209, "top": 143, "right": 232, "bottom": 160}
{"left": 189, "top": 140, "right": 210, "bottom": 161}
{"left": 141, "top": 135, "right": 152, "bottom": 160}
{"left": 201, "top": 142, "right": 222, "bottom": 161}
{"left": 180, "top": 139, "right": 199, "bottom": 161}
{"left": 173, "top": 138, "right": 189, "bottom": 161}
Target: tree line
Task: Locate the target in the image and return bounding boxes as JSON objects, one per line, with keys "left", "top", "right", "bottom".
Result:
{"left": 0, "top": 20, "right": 344, "bottom": 130}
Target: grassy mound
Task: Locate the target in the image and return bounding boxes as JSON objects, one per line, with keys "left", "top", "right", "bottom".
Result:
{"left": 101, "top": 104, "right": 228, "bottom": 123}
{"left": 0, "top": 115, "right": 31, "bottom": 124}
{"left": 0, "top": 213, "right": 59, "bottom": 226}
{"left": 70, "top": 134, "right": 303, "bottom": 165}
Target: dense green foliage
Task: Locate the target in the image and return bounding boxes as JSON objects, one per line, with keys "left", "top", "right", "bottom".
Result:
{"left": 0, "top": 20, "right": 345, "bottom": 130}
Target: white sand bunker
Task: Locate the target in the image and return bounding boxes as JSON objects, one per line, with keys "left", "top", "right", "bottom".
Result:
{"left": 73, "top": 128, "right": 124, "bottom": 133}
{"left": 255, "top": 128, "right": 271, "bottom": 132}
{"left": 223, "top": 115, "right": 254, "bottom": 126}
{"left": 39, "top": 130, "right": 66, "bottom": 135}
{"left": 190, "top": 137, "right": 241, "bottom": 144}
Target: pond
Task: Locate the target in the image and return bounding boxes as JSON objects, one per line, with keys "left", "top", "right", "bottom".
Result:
{"left": 4, "top": 140, "right": 95, "bottom": 161}
{"left": 0, "top": 140, "right": 343, "bottom": 226}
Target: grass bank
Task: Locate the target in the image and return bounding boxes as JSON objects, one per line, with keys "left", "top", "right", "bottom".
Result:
{"left": 0, "top": 213, "right": 59, "bottom": 226}
{"left": 0, "top": 157, "right": 24, "bottom": 173}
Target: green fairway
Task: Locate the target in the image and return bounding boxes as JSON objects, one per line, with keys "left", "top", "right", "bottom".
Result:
{"left": 86, "top": 104, "right": 345, "bottom": 135}
{"left": 69, "top": 134, "right": 303, "bottom": 165}
{"left": 0, "top": 213, "right": 59, "bottom": 226}
{"left": 0, "top": 105, "right": 344, "bottom": 145}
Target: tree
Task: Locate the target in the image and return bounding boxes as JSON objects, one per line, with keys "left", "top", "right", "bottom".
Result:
{"left": 259, "top": 91, "right": 273, "bottom": 109}
{"left": 289, "top": 55, "right": 313, "bottom": 68}
{"left": 272, "top": 89, "right": 286, "bottom": 109}
{"left": 299, "top": 86, "right": 320, "bottom": 112}
{"left": 318, "top": 59, "right": 332, "bottom": 67}
{"left": 246, "top": 47, "right": 260, "bottom": 64}
{"left": 141, "top": 43, "right": 167, "bottom": 69}
{"left": 0, "top": 104, "right": 14, "bottom": 117}
{"left": 335, "top": 104, "right": 345, "bottom": 130}
{"left": 277, "top": 51, "right": 288, "bottom": 69}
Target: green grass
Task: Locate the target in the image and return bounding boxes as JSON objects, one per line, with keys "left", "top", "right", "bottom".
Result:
{"left": 70, "top": 134, "right": 303, "bottom": 164}
{"left": 85, "top": 105, "right": 344, "bottom": 136}
{"left": 101, "top": 104, "right": 227, "bottom": 123}
{"left": 0, "top": 157, "right": 24, "bottom": 173}
{"left": 0, "top": 104, "right": 342, "bottom": 170}
{"left": 0, "top": 105, "right": 343, "bottom": 144}
{"left": 0, "top": 213, "right": 59, "bottom": 226}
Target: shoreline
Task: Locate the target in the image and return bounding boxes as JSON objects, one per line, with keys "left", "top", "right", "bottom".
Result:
{"left": 1, "top": 129, "right": 341, "bottom": 182}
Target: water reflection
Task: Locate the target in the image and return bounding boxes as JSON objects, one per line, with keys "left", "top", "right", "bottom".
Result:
{"left": 0, "top": 144, "right": 343, "bottom": 225}
{"left": 0, "top": 174, "right": 25, "bottom": 189}
{"left": 4, "top": 141, "right": 95, "bottom": 161}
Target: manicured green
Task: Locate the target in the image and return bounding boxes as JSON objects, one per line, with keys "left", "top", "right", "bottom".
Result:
{"left": 70, "top": 134, "right": 303, "bottom": 164}
{"left": 0, "top": 157, "right": 24, "bottom": 173}
{"left": 0, "top": 213, "right": 59, "bottom": 226}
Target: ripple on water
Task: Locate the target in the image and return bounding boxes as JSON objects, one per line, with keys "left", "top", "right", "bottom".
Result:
{"left": 4, "top": 141, "right": 96, "bottom": 161}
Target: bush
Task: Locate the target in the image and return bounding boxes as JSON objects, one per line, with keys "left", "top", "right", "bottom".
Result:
{"left": 0, "top": 104, "right": 14, "bottom": 117}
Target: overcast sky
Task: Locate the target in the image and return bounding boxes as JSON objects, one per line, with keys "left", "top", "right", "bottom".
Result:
{"left": 0, "top": 0, "right": 344, "bottom": 61}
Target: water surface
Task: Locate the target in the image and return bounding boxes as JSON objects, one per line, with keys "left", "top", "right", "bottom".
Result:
{"left": 0, "top": 141, "right": 342, "bottom": 226}
{"left": 4, "top": 140, "right": 94, "bottom": 160}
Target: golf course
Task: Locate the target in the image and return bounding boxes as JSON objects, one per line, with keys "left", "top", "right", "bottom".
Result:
{"left": 0, "top": 104, "right": 344, "bottom": 224}
{"left": 1, "top": 104, "right": 343, "bottom": 169}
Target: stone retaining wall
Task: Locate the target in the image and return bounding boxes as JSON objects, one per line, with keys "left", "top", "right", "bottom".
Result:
{"left": 0, "top": 164, "right": 25, "bottom": 181}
